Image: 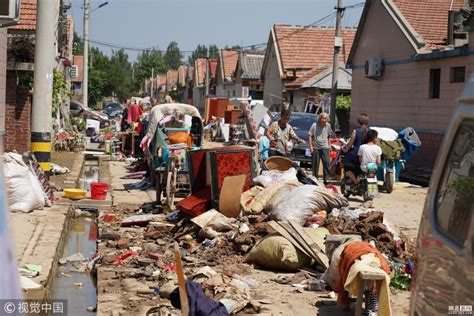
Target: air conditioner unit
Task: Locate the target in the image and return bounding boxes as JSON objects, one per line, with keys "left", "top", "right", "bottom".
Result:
{"left": 70, "top": 65, "right": 78, "bottom": 78}
{"left": 365, "top": 58, "right": 384, "bottom": 79}
{"left": 0, "top": 0, "right": 20, "bottom": 27}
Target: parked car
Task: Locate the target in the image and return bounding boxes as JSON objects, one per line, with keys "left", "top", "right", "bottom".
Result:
{"left": 103, "top": 102, "right": 123, "bottom": 119}
{"left": 409, "top": 75, "right": 474, "bottom": 315}
{"left": 268, "top": 112, "right": 316, "bottom": 165}
{"left": 69, "top": 101, "right": 109, "bottom": 127}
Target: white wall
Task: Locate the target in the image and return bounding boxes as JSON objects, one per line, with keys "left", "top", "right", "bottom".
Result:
{"left": 263, "top": 43, "right": 284, "bottom": 109}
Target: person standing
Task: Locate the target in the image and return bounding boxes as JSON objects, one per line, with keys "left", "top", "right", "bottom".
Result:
{"left": 308, "top": 112, "right": 333, "bottom": 184}
{"left": 267, "top": 109, "right": 305, "bottom": 157}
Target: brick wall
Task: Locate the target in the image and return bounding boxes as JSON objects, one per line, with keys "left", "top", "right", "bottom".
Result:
{"left": 4, "top": 72, "right": 31, "bottom": 153}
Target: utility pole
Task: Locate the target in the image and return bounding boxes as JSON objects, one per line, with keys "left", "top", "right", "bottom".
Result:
{"left": 150, "top": 67, "right": 154, "bottom": 100}
{"left": 31, "top": 0, "right": 60, "bottom": 173}
{"left": 205, "top": 45, "right": 210, "bottom": 97}
{"left": 330, "top": 0, "right": 345, "bottom": 129}
{"left": 83, "top": 0, "right": 89, "bottom": 108}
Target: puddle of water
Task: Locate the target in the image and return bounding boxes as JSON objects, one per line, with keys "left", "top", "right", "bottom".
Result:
{"left": 51, "top": 217, "right": 97, "bottom": 315}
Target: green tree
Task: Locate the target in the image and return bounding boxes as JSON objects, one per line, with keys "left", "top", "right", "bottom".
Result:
{"left": 188, "top": 44, "right": 207, "bottom": 65}
{"left": 225, "top": 44, "right": 241, "bottom": 50}
{"left": 106, "top": 49, "right": 133, "bottom": 102}
{"left": 164, "top": 41, "right": 183, "bottom": 70}
{"left": 73, "top": 31, "right": 83, "bottom": 55}
{"left": 209, "top": 44, "right": 219, "bottom": 59}
{"left": 187, "top": 44, "right": 219, "bottom": 65}
{"left": 134, "top": 49, "right": 167, "bottom": 92}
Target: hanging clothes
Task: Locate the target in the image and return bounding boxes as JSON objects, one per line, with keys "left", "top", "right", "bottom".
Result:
{"left": 127, "top": 104, "right": 142, "bottom": 124}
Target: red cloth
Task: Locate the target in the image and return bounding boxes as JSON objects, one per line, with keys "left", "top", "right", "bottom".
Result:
{"left": 127, "top": 104, "right": 142, "bottom": 124}
{"left": 335, "top": 241, "right": 391, "bottom": 307}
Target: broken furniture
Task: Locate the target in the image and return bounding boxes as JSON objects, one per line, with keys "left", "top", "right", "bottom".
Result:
{"left": 176, "top": 146, "right": 257, "bottom": 216}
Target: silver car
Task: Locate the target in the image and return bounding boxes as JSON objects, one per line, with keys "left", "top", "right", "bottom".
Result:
{"left": 410, "top": 75, "right": 474, "bottom": 315}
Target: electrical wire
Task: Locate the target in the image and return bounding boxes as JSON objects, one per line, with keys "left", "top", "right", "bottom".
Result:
{"left": 82, "top": 2, "right": 365, "bottom": 56}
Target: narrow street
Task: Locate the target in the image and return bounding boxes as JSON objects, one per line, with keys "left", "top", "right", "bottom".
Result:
{"left": 1, "top": 1, "right": 473, "bottom": 316}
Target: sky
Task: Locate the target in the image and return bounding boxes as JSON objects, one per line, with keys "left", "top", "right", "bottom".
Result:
{"left": 70, "top": 0, "right": 365, "bottom": 62}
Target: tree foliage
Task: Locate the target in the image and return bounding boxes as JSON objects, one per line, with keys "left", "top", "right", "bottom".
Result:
{"left": 134, "top": 49, "right": 167, "bottom": 92}
{"left": 188, "top": 44, "right": 219, "bottom": 65}
{"left": 164, "top": 41, "right": 183, "bottom": 70}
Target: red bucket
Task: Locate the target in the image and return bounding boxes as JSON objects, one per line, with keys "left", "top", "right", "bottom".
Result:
{"left": 90, "top": 182, "right": 109, "bottom": 200}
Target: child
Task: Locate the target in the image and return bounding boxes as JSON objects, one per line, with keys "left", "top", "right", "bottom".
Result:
{"left": 358, "top": 129, "right": 382, "bottom": 173}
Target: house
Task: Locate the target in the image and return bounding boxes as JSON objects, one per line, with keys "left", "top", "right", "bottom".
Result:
{"left": 71, "top": 55, "right": 83, "bottom": 98}
{"left": 347, "top": 0, "right": 474, "bottom": 168}
{"left": 4, "top": 0, "right": 72, "bottom": 153}
{"left": 261, "top": 24, "right": 356, "bottom": 112}
{"left": 215, "top": 49, "right": 239, "bottom": 98}
{"left": 234, "top": 52, "right": 264, "bottom": 99}
{"left": 166, "top": 70, "right": 178, "bottom": 93}
{"left": 192, "top": 58, "right": 217, "bottom": 111}
{"left": 177, "top": 65, "right": 193, "bottom": 104}
{"left": 153, "top": 75, "right": 167, "bottom": 103}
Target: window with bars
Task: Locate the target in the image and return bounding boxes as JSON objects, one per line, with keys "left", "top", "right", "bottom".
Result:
{"left": 450, "top": 66, "right": 465, "bottom": 83}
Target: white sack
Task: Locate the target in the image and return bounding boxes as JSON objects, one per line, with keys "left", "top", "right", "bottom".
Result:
{"left": 3, "top": 153, "right": 45, "bottom": 213}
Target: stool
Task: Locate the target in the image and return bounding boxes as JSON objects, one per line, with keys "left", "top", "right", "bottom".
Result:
{"left": 355, "top": 270, "right": 385, "bottom": 316}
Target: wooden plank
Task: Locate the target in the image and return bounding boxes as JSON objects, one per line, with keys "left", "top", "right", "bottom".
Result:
{"left": 174, "top": 243, "right": 189, "bottom": 316}
{"left": 278, "top": 221, "right": 316, "bottom": 262}
{"left": 267, "top": 221, "right": 312, "bottom": 257}
{"left": 288, "top": 221, "right": 329, "bottom": 269}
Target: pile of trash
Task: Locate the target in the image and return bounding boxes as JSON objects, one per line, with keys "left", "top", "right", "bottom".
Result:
{"left": 324, "top": 208, "right": 410, "bottom": 258}
{"left": 94, "top": 157, "right": 415, "bottom": 314}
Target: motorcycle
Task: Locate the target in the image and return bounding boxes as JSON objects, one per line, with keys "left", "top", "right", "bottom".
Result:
{"left": 340, "top": 162, "right": 379, "bottom": 201}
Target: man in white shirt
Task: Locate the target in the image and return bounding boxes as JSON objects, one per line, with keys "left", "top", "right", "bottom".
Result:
{"left": 358, "top": 129, "right": 382, "bottom": 173}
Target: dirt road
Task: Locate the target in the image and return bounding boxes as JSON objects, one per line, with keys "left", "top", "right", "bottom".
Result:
{"left": 96, "top": 160, "right": 427, "bottom": 315}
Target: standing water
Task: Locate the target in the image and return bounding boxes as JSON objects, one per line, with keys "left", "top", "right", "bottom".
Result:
{"left": 51, "top": 216, "right": 98, "bottom": 314}
{"left": 52, "top": 158, "right": 101, "bottom": 314}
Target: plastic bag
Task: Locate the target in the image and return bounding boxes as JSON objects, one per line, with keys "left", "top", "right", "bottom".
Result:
{"left": 245, "top": 233, "right": 311, "bottom": 271}
{"left": 268, "top": 185, "right": 327, "bottom": 225}
{"left": 253, "top": 167, "right": 298, "bottom": 187}
{"left": 3, "top": 153, "right": 45, "bottom": 213}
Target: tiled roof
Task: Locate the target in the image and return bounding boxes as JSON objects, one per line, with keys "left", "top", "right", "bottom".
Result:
{"left": 274, "top": 24, "right": 356, "bottom": 71}
{"left": 9, "top": 0, "right": 37, "bottom": 31}
{"left": 72, "top": 55, "right": 83, "bottom": 82}
{"left": 156, "top": 76, "right": 167, "bottom": 88}
{"left": 209, "top": 59, "right": 217, "bottom": 78}
{"left": 285, "top": 65, "right": 329, "bottom": 89}
{"left": 392, "top": 0, "right": 465, "bottom": 49}
{"left": 166, "top": 70, "right": 179, "bottom": 90}
{"left": 195, "top": 58, "right": 207, "bottom": 86}
{"left": 240, "top": 53, "right": 264, "bottom": 80}
{"left": 177, "top": 65, "right": 188, "bottom": 86}
{"left": 220, "top": 49, "right": 239, "bottom": 79}
{"left": 195, "top": 59, "right": 217, "bottom": 86}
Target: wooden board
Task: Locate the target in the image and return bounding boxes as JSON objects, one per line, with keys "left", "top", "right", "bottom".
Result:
{"left": 219, "top": 175, "right": 246, "bottom": 218}
{"left": 174, "top": 243, "right": 189, "bottom": 316}
{"left": 288, "top": 221, "right": 329, "bottom": 268}
{"left": 267, "top": 221, "right": 312, "bottom": 257}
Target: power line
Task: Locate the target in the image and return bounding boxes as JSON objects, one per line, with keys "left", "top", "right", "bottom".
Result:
{"left": 84, "top": 2, "right": 365, "bottom": 56}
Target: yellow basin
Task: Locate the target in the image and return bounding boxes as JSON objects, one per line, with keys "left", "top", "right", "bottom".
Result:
{"left": 64, "top": 188, "right": 87, "bottom": 200}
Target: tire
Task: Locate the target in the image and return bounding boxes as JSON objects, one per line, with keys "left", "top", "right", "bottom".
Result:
{"left": 363, "top": 191, "right": 373, "bottom": 202}
{"left": 166, "top": 160, "right": 177, "bottom": 210}
{"left": 340, "top": 183, "right": 350, "bottom": 198}
{"left": 385, "top": 171, "right": 394, "bottom": 193}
